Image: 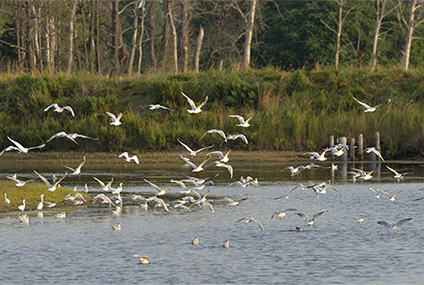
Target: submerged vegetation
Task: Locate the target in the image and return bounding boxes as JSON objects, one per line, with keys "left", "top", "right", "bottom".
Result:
{"left": 0, "top": 67, "right": 423, "bottom": 158}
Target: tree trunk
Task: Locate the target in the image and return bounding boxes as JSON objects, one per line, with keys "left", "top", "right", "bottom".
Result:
{"left": 128, "top": 0, "right": 141, "bottom": 76}
{"left": 181, "top": 0, "right": 190, "bottom": 72}
{"left": 149, "top": 0, "right": 157, "bottom": 68}
{"left": 111, "top": 0, "right": 120, "bottom": 75}
{"left": 193, "top": 25, "right": 204, "bottom": 72}
{"left": 66, "top": 0, "right": 77, "bottom": 75}
{"left": 32, "top": 5, "right": 42, "bottom": 72}
{"left": 335, "top": 0, "right": 344, "bottom": 70}
{"left": 95, "top": 0, "right": 100, "bottom": 72}
{"left": 243, "top": 0, "right": 257, "bottom": 69}
{"left": 168, "top": 0, "right": 178, "bottom": 73}
{"left": 137, "top": 1, "right": 146, "bottom": 74}
{"left": 80, "top": 1, "right": 89, "bottom": 71}
{"left": 25, "top": 1, "right": 36, "bottom": 73}
{"left": 161, "top": 1, "right": 170, "bottom": 70}
{"left": 401, "top": 0, "right": 417, "bottom": 71}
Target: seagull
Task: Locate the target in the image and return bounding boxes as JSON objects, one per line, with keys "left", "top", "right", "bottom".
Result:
{"left": 4, "top": 136, "right": 45, "bottom": 154}
{"left": 34, "top": 170, "right": 68, "bottom": 192}
{"left": 105, "top": 111, "right": 123, "bottom": 126}
{"left": 180, "top": 155, "right": 210, "bottom": 173}
{"left": 379, "top": 189, "right": 402, "bottom": 202}
{"left": 386, "top": 165, "right": 410, "bottom": 180}
{"left": 296, "top": 210, "right": 328, "bottom": 226}
{"left": 177, "top": 139, "right": 214, "bottom": 156}
{"left": 352, "top": 96, "right": 391, "bottom": 113}
{"left": 55, "top": 212, "right": 66, "bottom": 219}
{"left": 223, "top": 240, "right": 230, "bottom": 248}
{"left": 368, "top": 187, "right": 385, "bottom": 199}
{"left": 133, "top": 255, "right": 150, "bottom": 265}
{"left": 224, "top": 197, "right": 247, "bottom": 207}
{"left": 364, "top": 147, "right": 385, "bottom": 161}
{"left": 6, "top": 175, "right": 35, "bottom": 187}
{"left": 192, "top": 236, "right": 199, "bottom": 245}
{"left": 281, "top": 166, "right": 303, "bottom": 176}
{"left": 377, "top": 218, "right": 412, "bottom": 231}
{"left": 236, "top": 217, "right": 265, "bottom": 231}
{"left": 209, "top": 161, "right": 233, "bottom": 178}
{"left": 37, "top": 194, "right": 44, "bottom": 210}
{"left": 44, "top": 103, "right": 75, "bottom": 116}
{"left": 146, "top": 104, "right": 174, "bottom": 111}
{"left": 119, "top": 152, "right": 140, "bottom": 164}
{"left": 112, "top": 223, "right": 121, "bottom": 231}
{"left": 229, "top": 115, "right": 252, "bottom": 128}
{"left": 64, "top": 156, "right": 86, "bottom": 175}
{"left": 93, "top": 177, "right": 114, "bottom": 192}
{"left": 44, "top": 201, "right": 57, "bottom": 208}
{"left": 144, "top": 179, "right": 171, "bottom": 196}
{"left": 111, "top": 183, "right": 124, "bottom": 195}
{"left": 271, "top": 208, "right": 298, "bottom": 220}
{"left": 65, "top": 193, "right": 86, "bottom": 203}
{"left": 352, "top": 216, "right": 366, "bottom": 224}
{"left": 352, "top": 168, "right": 375, "bottom": 181}
{"left": 146, "top": 196, "right": 169, "bottom": 212}
{"left": 207, "top": 150, "right": 231, "bottom": 163}
{"left": 93, "top": 193, "right": 115, "bottom": 207}
{"left": 4, "top": 193, "right": 10, "bottom": 205}
{"left": 181, "top": 91, "right": 208, "bottom": 114}
{"left": 191, "top": 189, "right": 215, "bottom": 213}
{"left": 225, "top": 134, "right": 248, "bottom": 144}
{"left": 18, "top": 199, "right": 26, "bottom": 212}
{"left": 18, "top": 214, "right": 29, "bottom": 224}
{"left": 47, "top": 132, "right": 98, "bottom": 144}
{"left": 199, "top": 129, "right": 227, "bottom": 142}
{"left": 305, "top": 149, "right": 328, "bottom": 161}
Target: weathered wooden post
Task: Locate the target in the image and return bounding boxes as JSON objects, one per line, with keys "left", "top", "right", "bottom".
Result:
{"left": 337, "top": 137, "right": 347, "bottom": 161}
{"left": 375, "top": 131, "right": 381, "bottom": 152}
{"left": 329, "top": 135, "right": 334, "bottom": 161}
{"left": 350, "top": 138, "right": 355, "bottom": 161}
{"left": 357, "top": 134, "right": 364, "bottom": 161}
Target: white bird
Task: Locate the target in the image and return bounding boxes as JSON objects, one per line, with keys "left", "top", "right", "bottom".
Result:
{"left": 351, "top": 168, "right": 375, "bottom": 181}
{"left": 5, "top": 136, "right": 45, "bottom": 154}
{"left": 271, "top": 208, "right": 298, "bottom": 220}
{"left": 199, "top": 129, "right": 227, "bottom": 142}
{"left": 18, "top": 199, "right": 26, "bottom": 212}
{"left": 305, "top": 149, "right": 328, "bottom": 161}
{"left": 111, "top": 183, "right": 123, "bottom": 195}
{"left": 34, "top": 170, "right": 67, "bottom": 192}
{"left": 377, "top": 218, "right": 412, "bottom": 231}
{"left": 281, "top": 166, "right": 303, "bottom": 176}
{"left": 223, "top": 240, "right": 230, "bottom": 248}
{"left": 93, "top": 193, "right": 115, "bottom": 207}
{"left": 47, "top": 132, "right": 98, "bottom": 145}
{"left": 6, "top": 175, "right": 35, "bottom": 187}
{"left": 144, "top": 179, "right": 171, "bottom": 196}
{"left": 382, "top": 190, "right": 402, "bottom": 202}
{"left": 191, "top": 189, "right": 215, "bottom": 213}
{"left": 207, "top": 150, "right": 231, "bottom": 163}
{"left": 112, "top": 223, "right": 121, "bottom": 231}
{"left": 236, "top": 217, "right": 265, "bottom": 231}
{"left": 352, "top": 96, "right": 391, "bottom": 113}
{"left": 296, "top": 210, "right": 328, "bottom": 226}
{"left": 146, "top": 196, "right": 169, "bottom": 212}
{"left": 44, "top": 201, "right": 57, "bottom": 208}
{"left": 180, "top": 155, "right": 210, "bottom": 173}
{"left": 55, "top": 212, "right": 66, "bottom": 219}
{"left": 367, "top": 187, "right": 384, "bottom": 199}
{"left": 133, "top": 255, "right": 150, "bottom": 265}
{"left": 37, "top": 194, "right": 44, "bottom": 210}
{"left": 64, "top": 156, "right": 86, "bottom": 175}
{"left": 146, "top": 104, "right": 174, "bottom": 111}
{"left": 4, "top": 193, "right": 10, "bottom": 205}
{"left": 65, "top": 192, "right": 86, "bottom": 202}
{"left": 229, "top": 115, "right": 252, "bottom": 128}
{"left": 224, "top": 197, "right": 247, "bottom": 207}
{"left": 385, "top": 165, "right": 410, "bottom": 181}
{"left": 209, "top": 161, "right": 233, "bottom": 178}
{"left": 192, "top": 236, "right": 199, "bottom": 245}
{"left": 18, "top": 214, "right": 29, "bottom": 224}
{"left": 105, "top": 111, "right": 123, "bottom": 126}
{"left": 44, "top": 103, "right": 75, "bottom": 116}
{"left": 225, "top": 134, "right": 248, "bottom": 144}
{"left": 93, "top": 177, "right": 114, "bottom": 192}
{"left": 181, "top": 91, "right": 208, "bottom": 113}
{"left": 364, "top": 147, "right": 385, "bottom": 161}
{"left": 119, "top": 152, "right": 140, "bottom": 164}
{"left": 178, "top": 139, "right": 214, "bottom": 156}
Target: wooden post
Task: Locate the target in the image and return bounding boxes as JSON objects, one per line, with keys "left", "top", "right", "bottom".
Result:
{"left": 357, "top": 134, "right": 363, "bottom": 161}
{"left": 350, "top": 138, "right": 355, "bottom": 161}
{"left": 337, "top": 137, "right": 347, "bottom": 161}
{"left": 329, "top": 135, "right": 334, "bottom": 161}
{"left": 375, "top": 131, "right": 381, "bottom": 152}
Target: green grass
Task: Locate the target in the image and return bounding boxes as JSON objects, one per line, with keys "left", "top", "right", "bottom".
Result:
{"left": 0, "top": 67, "right": 423, "bottom": 158}
{"left": 0, "top": 180, "right": 91, "bottom": 212}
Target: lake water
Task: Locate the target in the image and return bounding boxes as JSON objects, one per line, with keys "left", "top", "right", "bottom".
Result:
{"left": 1, "top": 161, "right": 424, "bottom": 284}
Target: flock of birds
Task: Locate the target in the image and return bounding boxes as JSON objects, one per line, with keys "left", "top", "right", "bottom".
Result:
{"left": 0, "top": 93, "right": 416, "bottom": 265}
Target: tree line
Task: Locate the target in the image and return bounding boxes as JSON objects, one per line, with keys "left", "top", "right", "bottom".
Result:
{"left": 0, "top": 0, "right": 423, "bottom": 75}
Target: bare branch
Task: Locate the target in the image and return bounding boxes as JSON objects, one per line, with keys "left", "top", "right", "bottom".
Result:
{"left": 119, "top": 1, "right": 135, "bottom": 15}
{"left": 320, "top": 19, "right": 337, "bottom": 34}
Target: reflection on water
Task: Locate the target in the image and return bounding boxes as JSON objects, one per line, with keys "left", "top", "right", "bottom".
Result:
{"left": 1, "top": 161, "right": 424, "bottom": 284}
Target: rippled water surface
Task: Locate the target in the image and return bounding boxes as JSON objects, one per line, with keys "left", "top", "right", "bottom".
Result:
{"left": 1, "top": 162, "right": 424, "bottom": 284}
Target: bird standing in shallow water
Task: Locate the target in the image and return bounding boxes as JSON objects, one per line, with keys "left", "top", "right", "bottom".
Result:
{"left": 223, "top": 240, "right": 230, "bottom": 248}
{"left": 134, "top": 255, "right": 150, "bottom": 265}
{"left": 192, "top": 236, "right": 199, "bottom": 245}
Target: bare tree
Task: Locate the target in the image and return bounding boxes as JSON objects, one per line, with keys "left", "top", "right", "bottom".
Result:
{"left": 243, "top": 0, "right": 257, "bottom": 68}
{"left": 66, "top": 0, "right": 77, "bottom": 75}
{"left": 137, "top": 1, "right": 146, "bottom": 74}
{"left": 193, "top": 25, "right": 204, "bottom": 72}
{"left": 149, "top": 0, "right": 157, "bottom": 68}
{"left": 181, "top": 0, "right": 190, "bottom": 72}
{"left": 128, "top": 0, "right": 142, "bottom": 76}
{"left": 399, "top": 0, "right": 424, "bottom": 71}
{"left": 111, "top": 0, "right": 121, "bottom": 75}
{"left": 168, "top": 0, "right": 178, "bottom": 73}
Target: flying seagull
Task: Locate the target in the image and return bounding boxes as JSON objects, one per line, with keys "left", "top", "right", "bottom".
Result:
{"left": 181, "top": 92, "right": 208, "bottom": 114}
{"left": 44, "top": 103, "right": 75, "bottom": 116}
{"left": 229, "top": 115, "right": 252, "bottom": 128}
{"left": 377, "top": 218, "right": 412, "bottom": 231}
{"left": 105, "top": 111, "right": 123, "bottom": 126}
{"left": 352, "top": 96, "right": 391, "bottom": 112}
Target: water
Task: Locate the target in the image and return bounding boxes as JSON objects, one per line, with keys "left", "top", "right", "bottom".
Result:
{"left": 1, "top": 162, "right": 424, "bottom": 284}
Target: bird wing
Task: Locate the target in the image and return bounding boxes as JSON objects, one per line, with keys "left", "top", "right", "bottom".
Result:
{"left": 76, "top": 157, "right": 86, "bottom": 170}
{"left": 229, "top": 134, "right": 248, "bottom": 144}
{"left": 144, "top": 178, "right": 162, "bottom": 192}
{"left": 270, "top": 212, "right": 281, "bottom": 220}
{"left": 353, "top": 96, "right": 372, "bottom": 110}
{"left": 73, "top": 133, "right": 98, "bottom": 140}
{"left": 119, "top": 152, "right": 129, "bottom": 159}
{"left": 8, "top": 136, "right": 26, "bottom": 151}
{"left": 63, "top": 106, "right": 75, "bottom": 116}
{"left": 385, "top": 165, "right": 399, "bottom": 176}
{"left": 297, "top": 212, "right": 309, "bottom": 222}
{"left": 53, "top": 172, "right": 68, "bottom": 187}
{"left": 220, "top": 163, "right": 233, "bottom": 178}
{"left": 130, "top": 155, "right": 140, "bottom": 164}
{"left": 196, "top": 144, "right": 214, "bottom": 154}
{"left": 207, "top": 151, "right": 224, "bottom": 160}
{"left": 229, "top": 115, "right": 245, "bottom": 124}
{"left": 311, "top": 210, "right": 328, "bottom": 222}
{"left": 178, "top": 139, "right": 194, "bottom": 154}
{"left": 64, "top": 165, "right": 76, "bottom": 172}
{"left": 105, "top": 112, "right": 117, "bottom": 120}
{"left": 27, "top": 143, "right": 46, "bottom": 151}
{"left": 47, "top": 132, "right": 67, "bottom": 142}
{"left": 44, "top": 103, "right": 59, "bottom": 112}
{"left": 116, "top": 112, "right": 123, "bottom": 120}
{"left": 152, "top": 196, "right": 169, "bottom": 212}
{"left": 197, "top": 96, "right": 208, "bottom": 109}
{"left": 93, "top": 177, "right": 106, "bottom": 188}
{"left": 377, "top": 221, "right": 392, "bottom": 228}
{"left": 181, "top": 92, "right": 197, "bottom": 109}
{"left": 251, "top": 218, "right": 265, "bottom": 231}
{"left": 198, "top": 156, "right": 211, "bottom": 168}
{"left": 371, "top": 149, "right": 385, "bottom": 161}
{"left": 375, "top": 98, "right": 391, "bottom": 109}
{"left": 394, "top": 218, "right": 412, "bottom": 228}
{"left": 33, "top": 170, "right": 52, "bottom": 188}
{"left": 201, "top": 200, "right": 215, "bottom": 213}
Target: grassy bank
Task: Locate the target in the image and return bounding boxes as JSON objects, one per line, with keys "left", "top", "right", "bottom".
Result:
{"left": 0, "top": 180, "right": 90, "bottom": 212}
{"left": 0, "top": 67, "right": 423, "bottom": 158}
